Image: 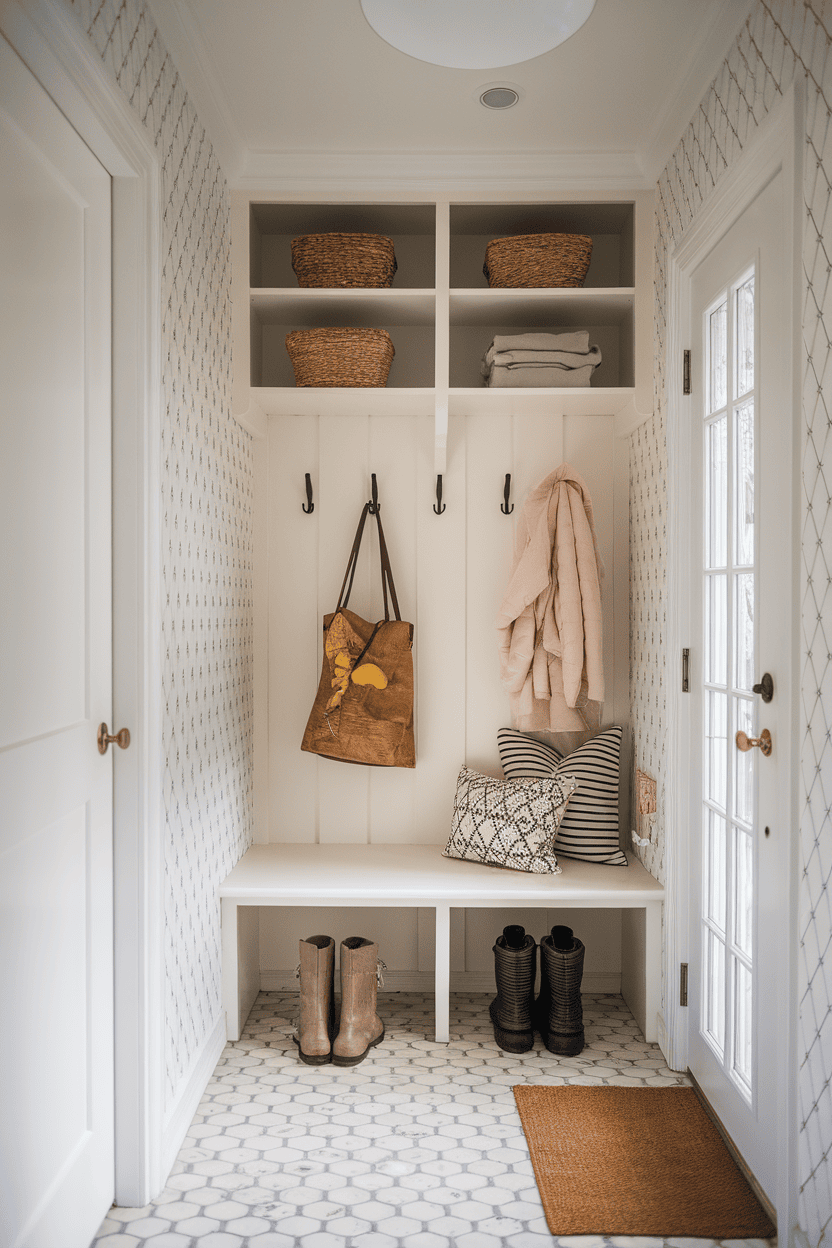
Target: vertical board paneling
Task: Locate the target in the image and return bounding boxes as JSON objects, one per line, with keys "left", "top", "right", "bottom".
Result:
{"left": 368, "top": 416, "right": 418, "bottom": 842}
{"left": 317, "top": 414, "right": 371, "bottom": 843}
{"left": 450, "top": 908, "right": 466, "bottom": 975}
{"left": 259, "top": 906, "right": 418, "bottom": 975}
{"left": 269, "top": 415, "right": 319, "bottom": 842}
{"left": 264, "top": 409, "right": 627, "bottom": 985}
{"left": 563, "top": 415, "right": 616, "bottom": 722}
{"left": 465, "top": 414, "right": 514, "bottom": 775}
{"left": 511, "top": 413, "right": 564, "bottom": 514}
{"left": 253, "top": 438, "right": 270, "bottom": 843}
{"left": 613, "top": 434, "right": 632, "bottom": 832}
{"left": 414, "top": 414, "right": 467, "bottom": 842}
{"left": 564, "top": 414, "right": 630, "bottom": 843}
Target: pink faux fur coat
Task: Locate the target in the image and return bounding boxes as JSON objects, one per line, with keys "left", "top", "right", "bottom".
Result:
{"left": 496, "top": 463, "right": 604, "bottom": 734}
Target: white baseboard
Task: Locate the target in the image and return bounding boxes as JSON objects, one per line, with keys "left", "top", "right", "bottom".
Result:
{"left": 160, "top": 1013, "right": 226, "bottom": 1187}
{"left": 260, "top": 969, "right": 621, "bottom": 994}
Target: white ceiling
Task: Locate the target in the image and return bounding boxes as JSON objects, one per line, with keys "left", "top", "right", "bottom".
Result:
{"left": 147, "top": 0, "right": 752, "bottom": 190}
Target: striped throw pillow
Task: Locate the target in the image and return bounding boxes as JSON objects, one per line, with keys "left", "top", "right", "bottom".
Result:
{"left": 497, "top": 726, "right": 628, "bottom": 867}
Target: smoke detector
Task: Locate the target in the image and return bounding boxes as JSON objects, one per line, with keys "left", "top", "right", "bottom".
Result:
{"left": 480, "top": 86, "right": 520, "bottom": 110}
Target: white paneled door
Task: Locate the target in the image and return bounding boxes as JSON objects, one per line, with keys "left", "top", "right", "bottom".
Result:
{"left": 0, "top": 37, "right": 114, "bottom": 1248}
{"left": 687, "top": 168, "right": 792, "bottom": 1204}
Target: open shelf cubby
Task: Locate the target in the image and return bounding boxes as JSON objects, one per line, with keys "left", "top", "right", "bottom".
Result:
{"left": 239, "top": 196, "right": 646, "bottom": 425}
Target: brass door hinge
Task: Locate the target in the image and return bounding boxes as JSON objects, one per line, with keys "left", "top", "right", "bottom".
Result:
{"left": 680, "top": 962, "right": 689, "bottom": 1007}
{"left": 683, "top": 349, "right": 691, "bottom": 395}
{"left": 682, "top": 648, "right": 690, "bottom": 692}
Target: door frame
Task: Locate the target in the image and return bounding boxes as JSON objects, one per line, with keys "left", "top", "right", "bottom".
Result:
{"left": 0, "top": 0, "right": 164, "bottom": 1207}
{"left": 665, "top": 81, "right": 802, "bottom": 1240}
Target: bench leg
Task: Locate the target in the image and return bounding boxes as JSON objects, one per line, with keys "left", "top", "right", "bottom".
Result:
{"left": 644, "top": 899, "right": 662, "bottom": 1044}
{"left": 434, "top": 903, "right": 450, "bottom": 1043}
{"left": 222, "top": 898, "right": 240, "bottom": 1042}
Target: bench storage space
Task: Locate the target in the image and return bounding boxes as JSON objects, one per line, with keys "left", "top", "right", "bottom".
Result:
{"left": 221, "top": 844, "right": 664, "bottom": 1044}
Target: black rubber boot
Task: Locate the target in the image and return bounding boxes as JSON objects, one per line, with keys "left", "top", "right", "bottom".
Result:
{"left": 537, "top": 925, "right": 585, "bottom": 1056}
{"left": 489, "top": 925, "right": 537, "bottom": 1053}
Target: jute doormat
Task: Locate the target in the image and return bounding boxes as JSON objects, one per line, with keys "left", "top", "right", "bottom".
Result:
{"left": 513, "top": 1085, "right": 776, "bottom": 1237}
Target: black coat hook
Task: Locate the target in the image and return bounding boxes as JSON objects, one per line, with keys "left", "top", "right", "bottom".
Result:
{"left": 433, "top": 474, "right": 446, "bottom": 515}
{"left": 368, "top": 472, "right": 379, "bottom": 514}
{"left": 302, "top": 472, "right": 314, "bottom": 514}
{"left": 501, "top": 473, "right": 514, "bottom": 515}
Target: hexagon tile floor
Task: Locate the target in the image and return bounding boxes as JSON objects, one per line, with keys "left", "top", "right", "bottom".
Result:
{"left": 91, "top": 992, "right": 776, "bottom": 1248}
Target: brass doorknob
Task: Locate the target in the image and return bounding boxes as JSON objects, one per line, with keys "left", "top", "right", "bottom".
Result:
{"left": 735, "top": 728, "right": 772, "bottom": 756}
{"left": 98, "top": 723, "right": 131, "bottom": 755}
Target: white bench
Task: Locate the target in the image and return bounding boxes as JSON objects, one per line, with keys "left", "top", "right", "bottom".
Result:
{"left": 220, "top": 843, "right": 664, "bottom": 1045}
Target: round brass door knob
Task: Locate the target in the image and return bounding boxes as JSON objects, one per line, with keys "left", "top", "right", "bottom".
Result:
{"left": 735, "top": 727, "right": 772, "bottom": 756}
{"left": 98, "top": 723, "right": 131, "bottom": 754}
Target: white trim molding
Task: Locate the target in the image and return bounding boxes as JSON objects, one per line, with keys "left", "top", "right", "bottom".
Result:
{"left": 161, "top": 1015, "right": 227, "bottom": 1186}
{"left": 260, "top": 969, "right": 622, "bottom": 995}
{"left": 614, "top": 394, "right": 654, "bottom": 440}
{"left": 236, "top": 149, "right": 649, "bottom": 196}
{"left": 665, "top": 80, "right": 802, "bottom": 1244}
{"left": 0, "top": 0, "right": 165, "bottom": 1207}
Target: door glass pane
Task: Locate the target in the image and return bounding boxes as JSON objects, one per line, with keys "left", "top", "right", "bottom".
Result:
{"left": 734, "top": 696, "right": 754, "bottom": 824}
{"left": 736, "top": 274, "right": 755, "bottom": 399}
{"left": 735, "top": 572, "right": 755, "bottom": 692}
{"left": 734, "top": 827, "right": 753, "bottom": 958}
{"left": 709, "top": 300, "right": 727, "bottom": 413}
{"left": 735, "top": 400, "right": 755, "bottom": 566}
{"left": 705, "top": 574, "right": 727, "bottom": 685}
{"left": 700, "top": 267, "right": 757, "bottom": 1104}
{"left": 706, "top": 417, "right": 728, "bottom": 568}
{"left": 705, "top": 690, "right": 728, "bottom": 810}
{"left": 734, "top": 960, "right": 753, "bottom": 1090}
{"left": 706, "top": 929, "right": 726, "bottom": 1054}
{"left": 708, "top": 811, "right": 727, "bottom": 933}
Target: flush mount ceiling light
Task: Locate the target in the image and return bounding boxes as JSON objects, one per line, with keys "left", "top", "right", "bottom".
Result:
{"left": 360, "top": 0, "right": 596, "bottom": 70}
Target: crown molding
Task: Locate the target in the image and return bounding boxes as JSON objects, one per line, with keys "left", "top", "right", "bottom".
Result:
{"left": 234, "top": 149, "right": 649, "bottom": 195}
{"left": 637, "top": 0, "right": 755, "bottom": 185}
{"left": 143, "top": 0, "right": 243, "bottom": 182}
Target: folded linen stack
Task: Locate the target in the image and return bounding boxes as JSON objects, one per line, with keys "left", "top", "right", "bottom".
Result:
{"left": 481, "top": 331, "right": 602, "bottom": 388}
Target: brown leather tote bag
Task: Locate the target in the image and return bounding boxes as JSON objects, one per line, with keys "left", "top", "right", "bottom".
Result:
{"left": 301, "top": 496, "right": 415, "bottom": 768}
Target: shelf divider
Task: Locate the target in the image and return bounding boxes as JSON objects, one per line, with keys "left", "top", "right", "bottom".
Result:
{"left": 434, "top": 202, "right": 451, "bottom": 475}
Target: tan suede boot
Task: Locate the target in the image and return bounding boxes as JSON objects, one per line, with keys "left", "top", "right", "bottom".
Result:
{"left": 293, "top": 934, "right": 335, "bottom": 1064}
{"left": 332, "top": 937, "right": 384, "bottom": 1066}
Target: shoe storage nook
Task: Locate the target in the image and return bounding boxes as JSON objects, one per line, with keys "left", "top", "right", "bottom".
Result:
{"left": 224, "top": 191, "right": 664, "bottom": 1047}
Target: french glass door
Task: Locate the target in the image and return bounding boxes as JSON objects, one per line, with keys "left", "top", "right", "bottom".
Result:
{"left": 687, "top": 168, "right": 792, "bottom": 1205}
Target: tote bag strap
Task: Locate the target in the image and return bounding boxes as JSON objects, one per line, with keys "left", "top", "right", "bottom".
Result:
{"left": 335, "top": 498, "right": 402, "bottom": 623}
{"left": 335, "top": 501, "right": 371, "bottom": 614}
{"left": 374, "top": 505, "right": 401, "bottom": 622}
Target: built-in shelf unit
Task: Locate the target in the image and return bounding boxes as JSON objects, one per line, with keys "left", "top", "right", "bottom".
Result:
{"left": 232, "top": 190, "right": 653, "bottom": 993}
{"left": 233, "top": 194, "right": 652, "bottom": 454}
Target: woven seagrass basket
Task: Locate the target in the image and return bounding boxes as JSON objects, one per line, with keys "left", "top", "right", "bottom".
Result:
{"left": 291, "top": 233, "right": 397, "bottom": 288}
{"left": 285, "top": 327, "right": 395, "bottom": 387}
{"left": 483, "top": 232, "right": 593, "bottom": 288}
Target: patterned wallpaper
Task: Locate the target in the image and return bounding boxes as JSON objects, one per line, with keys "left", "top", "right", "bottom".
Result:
{"left": 631, "top": 1, "right": 831, "bottom": 1242}
{"left": 65, "top": 0, "right": 255, "bottom": 1112}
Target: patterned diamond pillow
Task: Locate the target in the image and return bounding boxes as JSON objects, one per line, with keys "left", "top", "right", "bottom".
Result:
{"left": 497, "top": 725, "right": 628, "bottom": 866}
{"left": 443, "top": 766, "right": 578, "bottom": 874}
